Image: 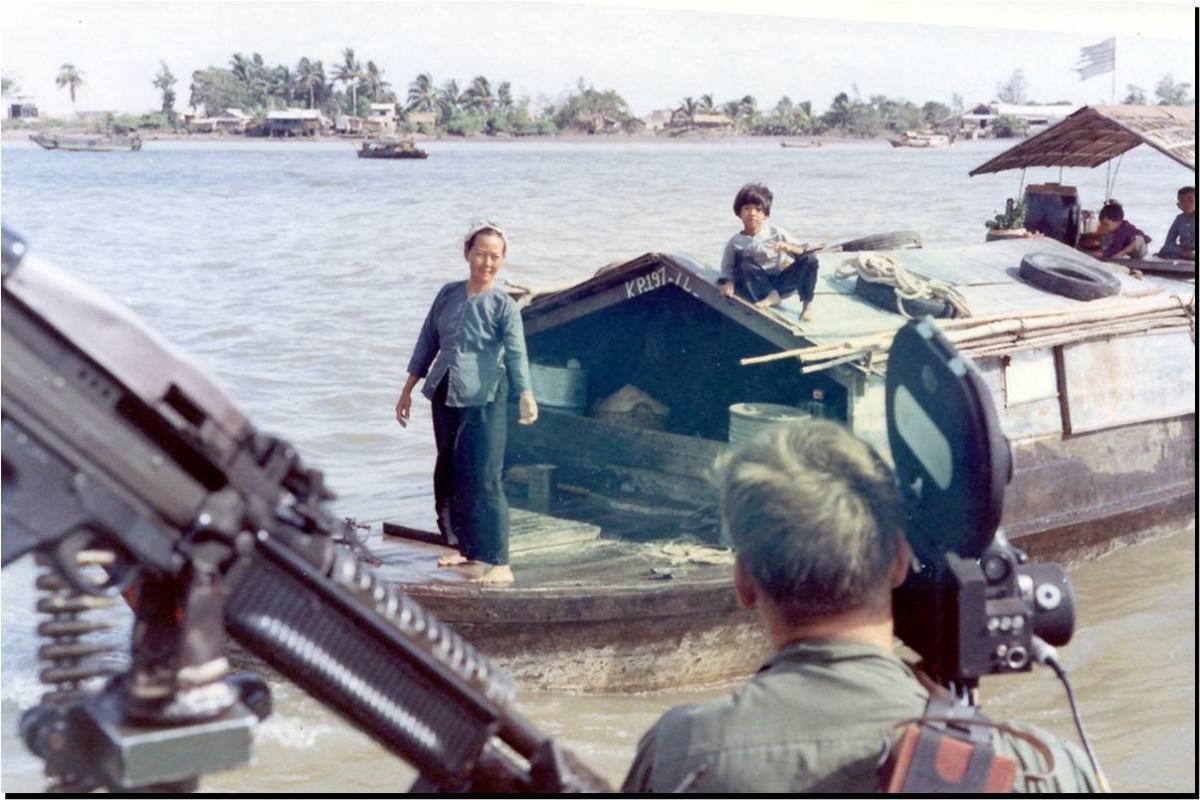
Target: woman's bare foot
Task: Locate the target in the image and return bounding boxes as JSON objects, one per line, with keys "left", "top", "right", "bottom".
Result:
{"left": 800, "top": 303, "right": 813, "bottom": 321}
{"left": 754, "top": 290, "right": 782, "bottom": 308}
{"left": 437, "top": 553, "right": 470, "bottom": 567}
{"left": 471, "top": 564, "right": 515, "bottom": 585}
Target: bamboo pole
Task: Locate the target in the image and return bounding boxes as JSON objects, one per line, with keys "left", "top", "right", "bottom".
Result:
{"left": 741, "top": 293, "right": 1194, "bottom": 367}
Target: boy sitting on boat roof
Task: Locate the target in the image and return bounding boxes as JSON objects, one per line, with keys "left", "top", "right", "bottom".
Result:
{"left": 1097, "top": 199, "right": 1151, "bottom": 260}
{"left": 1156, "top": 186, "right": 1196, "bottom": 261}
{"left": 719, "top": 183, "right": 821, "bottom": 319}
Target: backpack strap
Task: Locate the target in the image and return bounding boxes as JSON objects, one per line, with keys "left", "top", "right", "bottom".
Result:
{"left": 879, "top": 696, "right": 1053, "bottom": 793}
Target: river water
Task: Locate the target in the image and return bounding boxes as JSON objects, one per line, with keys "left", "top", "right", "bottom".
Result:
{"left": 0, "top": 135, "right": 1194, "bottom": 792}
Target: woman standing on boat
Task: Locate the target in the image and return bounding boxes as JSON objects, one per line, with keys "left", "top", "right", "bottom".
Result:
{"left": 395, "top": 222, "right": 538, "bottom": 585}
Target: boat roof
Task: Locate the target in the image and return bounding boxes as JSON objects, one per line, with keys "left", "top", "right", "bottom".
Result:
{"left": 514, "top": 238, "right": 1177, "bottom": 371}
{"left": 969, "top": 105, "right": 1195, "bottom": 176}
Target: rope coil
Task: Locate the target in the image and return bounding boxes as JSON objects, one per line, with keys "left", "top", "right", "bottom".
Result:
{"left": 836, "top": 253, "right": 973, "bottom": 319}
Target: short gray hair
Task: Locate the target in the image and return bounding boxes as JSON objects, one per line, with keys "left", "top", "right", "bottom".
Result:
{"left": 713, "top": 418, "right": 904, "bottom": 622}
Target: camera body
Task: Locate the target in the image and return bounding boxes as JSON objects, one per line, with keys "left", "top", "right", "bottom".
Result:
{"left": 886, "top": 318, "right": 1075, "bottom": 688}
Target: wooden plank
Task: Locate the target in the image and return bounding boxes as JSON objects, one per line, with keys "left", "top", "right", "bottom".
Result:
{"left": 975, "top": 351, "right": 1064, "bottom": 440}
{"left": 1060, "top": 330, "right": 1196, "bottom": 434}
{"left": 383, "top": 508, "right": 600, "bottom": 555}
{"left": 508, "top": 406, "right": 726, "bottom": 479}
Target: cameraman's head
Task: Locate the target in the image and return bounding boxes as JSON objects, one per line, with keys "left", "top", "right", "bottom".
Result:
{"left": 715, "top": 419, "right": 910, "bottom": 645}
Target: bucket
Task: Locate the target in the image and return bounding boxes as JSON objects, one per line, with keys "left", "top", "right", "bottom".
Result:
{"left": 728, "top": 403, "right": 810, "bottom": 445}
{"left": 530, "top": 362, "right": 587, "bottom": 414}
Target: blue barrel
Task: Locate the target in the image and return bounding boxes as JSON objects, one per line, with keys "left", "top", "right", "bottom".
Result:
{"left": 530, "top": 362, "right": 587, "bottom": 415}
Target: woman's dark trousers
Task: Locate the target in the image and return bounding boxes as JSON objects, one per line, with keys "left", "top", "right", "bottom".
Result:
{"left": 431, "top": 379, "right": 510, "bottom": 565}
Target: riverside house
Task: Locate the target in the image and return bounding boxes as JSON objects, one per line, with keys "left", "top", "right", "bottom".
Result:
{"left": 365, "top": 103, "right": 398, "bottom": 134}
{"left": 265, "top": 108, "right": 322, "bottom": 137}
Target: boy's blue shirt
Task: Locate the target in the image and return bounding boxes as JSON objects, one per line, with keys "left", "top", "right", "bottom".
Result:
{"left": 720, "top": 224, "right": 796, "bottom": 285}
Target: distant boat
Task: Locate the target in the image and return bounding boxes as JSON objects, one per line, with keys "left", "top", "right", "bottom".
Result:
{"left": 780, "top": 140, "right": 821, "bottom": 148}
{"left": 354, "top": 137, "right": 429, "bottom": 159}
{"left": 889, "top": 130, "right": 952, "bottom": 148}
{"left": 29, "top": 132, "right": 142, "bottom": 152}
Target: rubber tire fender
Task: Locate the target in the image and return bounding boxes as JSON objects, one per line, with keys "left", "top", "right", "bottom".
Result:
{"left": 1018, "top": 252, "right": 1121, "bottom": 301}
{"left": 839, "top": 230, "right": 923, "bottom": 252}
{"left": 853, "top": 275, "right": 957, "bottom": 319}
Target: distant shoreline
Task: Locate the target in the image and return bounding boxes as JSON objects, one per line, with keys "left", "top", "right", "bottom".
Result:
{"left": 1, "top": 126, "right": 910, "bottom": 146}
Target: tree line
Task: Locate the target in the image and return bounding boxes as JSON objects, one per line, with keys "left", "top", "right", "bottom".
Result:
{"left": 3, "top": 60, "right": 1194, "bottom": 138}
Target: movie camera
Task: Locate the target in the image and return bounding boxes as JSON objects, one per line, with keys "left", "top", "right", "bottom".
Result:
{"left": 885, "top": 317, "right": 1076, "bottom": 694}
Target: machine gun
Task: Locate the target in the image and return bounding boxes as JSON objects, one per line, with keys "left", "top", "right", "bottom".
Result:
{"left": 1, "top": 226, "right": 609, "bottom": 793}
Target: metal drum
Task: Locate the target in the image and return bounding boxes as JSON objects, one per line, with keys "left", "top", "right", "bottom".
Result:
{"left": 530, "top": 362, "right": 587, "bottom": 415}
{"left": 1023, "top": 183, "right": 1080, "bottom": 247}
{"left": 728, "top": 403, "right": 810, "bottom": 445}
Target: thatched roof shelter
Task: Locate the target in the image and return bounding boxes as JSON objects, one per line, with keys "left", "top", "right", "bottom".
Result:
{"left": 969, "top": 105, "right": 1195, "bottom": 176}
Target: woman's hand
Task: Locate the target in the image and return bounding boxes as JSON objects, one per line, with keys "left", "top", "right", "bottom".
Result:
{"left": 518, "top": 390, "right": 539, "bottom": 425}
{"left": 395, "top": 390, "right": 413, "bottom": 427}
{"left": 718, "top": 282, "right": 734, "bottom": 298}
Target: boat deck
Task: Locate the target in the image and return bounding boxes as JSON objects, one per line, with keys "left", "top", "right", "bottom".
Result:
{"left": 791, "top": 237, "right": 1190, "bottom": 345}
{"left": 373, "top": 501, "right": 732, "bottom": 591}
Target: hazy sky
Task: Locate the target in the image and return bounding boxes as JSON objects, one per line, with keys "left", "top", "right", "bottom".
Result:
{"left": 2, "top": 1, "right": 1196, "bottom": 117}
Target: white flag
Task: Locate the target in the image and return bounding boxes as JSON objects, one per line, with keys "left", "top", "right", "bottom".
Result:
{"left": 1075, "top": 37, "right": 1115, "bottom": 80}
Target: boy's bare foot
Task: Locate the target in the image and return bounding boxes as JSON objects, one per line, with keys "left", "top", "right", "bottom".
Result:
{"left": 471, "top": 564, "right": 515, "bottom": 585}
{"left": 800, "top": 304, "right": 813, "bottom": 321}
{"left": 437, "top": 553, "right": 470, "bottom": 567}
{"left": 754, "top": 290, "right": 782, "bottom": 308}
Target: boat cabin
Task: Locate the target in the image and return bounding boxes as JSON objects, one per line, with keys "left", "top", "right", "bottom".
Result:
{"left": 504, "top": 236, "right": 1195, "bottom": 558}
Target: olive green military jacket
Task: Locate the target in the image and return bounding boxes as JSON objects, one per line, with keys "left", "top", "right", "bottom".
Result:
{"left": 621, "top": 638, "right": 1098, "bottom": 794}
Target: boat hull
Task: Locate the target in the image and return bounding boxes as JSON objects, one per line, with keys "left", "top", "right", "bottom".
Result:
{"left": 398, "top": 578, "right": 768, "bottom": 692}
{"left": 29, "top": 133, "right": 142, "bottom": 152}
{"left": 380, "top": 414, "right": 1192, "bottom": 693}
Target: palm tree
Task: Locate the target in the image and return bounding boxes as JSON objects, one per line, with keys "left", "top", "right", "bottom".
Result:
{"left": 229, "top": 53, "right": 252, "bottom": 83}
{"left": 271, "top": 65, "right": 294, "bottom": 107}
{"left": 56, "top": 64, "right": 85, "bottom": 104}
{"left": 464, "top": 75, "right": 493, "bottom": 111}
{"left": 676, "top": 96, "right": 697, "bottom": 128}
{"left": 229, "top": 52, "right": 270, "bottom": 108}
{"left": 698, "top": 93, "right": 715, "bottom": 112}
{"left": 437, "top": 78, "right": 463, "bottom": 119}
{"left": 363, "top": 60, "right": 390, "bottom": 102}
{"left": 407, "top": 72, "right": 437, "bottom": 111}
{"left": 332, "top": 47, "right": 362, "bottom": 115}
{"left": 496, "top": 81, "right": 514, "bottom": 112}
{"left": 738, "top": 94, "right": 757, "bottom": 119}
{"left": 296, "top": 57, "right": 326, "bottom": 109}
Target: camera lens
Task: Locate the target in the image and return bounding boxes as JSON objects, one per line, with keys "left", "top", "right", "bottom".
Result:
{"left": 1005, "top": 645, "right": 1029, "bottom": 670}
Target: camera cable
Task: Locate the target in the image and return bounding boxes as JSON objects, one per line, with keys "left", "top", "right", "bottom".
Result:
{"left": 1030, "top": 636, "right": 1112, "bottom": 793}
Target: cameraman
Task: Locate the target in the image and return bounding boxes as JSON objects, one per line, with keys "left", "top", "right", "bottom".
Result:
{"left": 621, "top": 420, "right": 1098, "bottom": 793}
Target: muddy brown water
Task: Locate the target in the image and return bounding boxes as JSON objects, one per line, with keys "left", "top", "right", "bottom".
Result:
{"left": 1, "top": 136, "right": 1194, "bottom": 792}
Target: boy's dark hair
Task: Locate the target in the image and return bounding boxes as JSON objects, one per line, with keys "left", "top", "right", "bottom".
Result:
{"left": 1179, "top": 186, "right": 1196, "bottom": 199}
{"left": 1099, "top": 200, "right": 1125, "bottom": 222}
{"left": 733, "top": 183, "right": 773, "bottom": 217}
